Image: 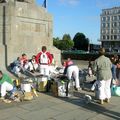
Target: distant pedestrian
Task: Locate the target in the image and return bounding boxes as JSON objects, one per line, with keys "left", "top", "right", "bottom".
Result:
{"left": 110, "top": 56, "right": 117, "bottom": 86}
{"left": 88, "top": 60, "right": 93, "bottom": 77}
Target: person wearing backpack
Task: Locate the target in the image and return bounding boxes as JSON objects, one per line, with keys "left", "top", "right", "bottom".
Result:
{"left": 36, "top": 46, "right": 53, "bottom": 76}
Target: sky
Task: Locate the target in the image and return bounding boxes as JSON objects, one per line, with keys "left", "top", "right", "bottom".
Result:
{"left": 36, "top": 0, "right": 120, "bottom": 44}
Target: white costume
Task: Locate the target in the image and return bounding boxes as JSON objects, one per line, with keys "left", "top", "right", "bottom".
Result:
{"left": 1, "top": 81, "right": 13, "bottom": 97}
{"left": 66, "top": 65, "right": 80, "bottom": 89}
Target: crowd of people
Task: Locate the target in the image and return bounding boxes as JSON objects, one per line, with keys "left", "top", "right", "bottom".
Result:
{"left": 0, "top": 46, "right": 120, "bottom": 104}
{"left": 9, "top": 46, "right": 55, "bottom": 77}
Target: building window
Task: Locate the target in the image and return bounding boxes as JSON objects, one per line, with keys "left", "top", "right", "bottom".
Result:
{"left": 119, "top": 29, "right": 120, "bottom": 33}
{"left": 111, "top": 16, "right": 113, "bottom": 21}
{"left": 102, "top": 35, "right": 106, "bottom": 39}
{"left": 114, "top": 35, "right": 117, "bottom": 40}
{"left": 106, "top": 29, "right": 110, "bottom": 34}
{"left": 113, "top": 16, "right": 117, "bottom": 21}
{"left": 112, "top": 22, "right": 117, "bottom": 27}
{"left": 113, "top": 29, "right": 117, "bottom": 34}
{"left": 107, "top": 35, "right": 109, "bottom": 39}
{"left": 106, "top": 23, "right": 110, "bottom": 27}
{"left": 118, "top": 35, "right": 120, "bottom": 39}
{"left": 118, "top": 22, "right": 120, "bottom": 27}
{"left": 107, "top": 16, "right": 110, "bottom": 21}
{"left": 104, "top": 11, "right": 107, "bottom": 15}
{"left": 106, "top": 11, "right": 109, "bottom": 15}
{"left": 118, "top": 15, "right": 120, "bottom": 20}
{"left": 111, "top": 35, "right": 113, "bottom": 40}
{"left": 102, "top": 29, "right": 105, "bottom": 34}
{"left": 118, "top": 10, "right": 120, "bottom": 13}
{"left": 106, "top": 29, "right": 108, "bottom": 34}
{"left": 111, "top": 29, "right": 113, "bottom": 34}
{"left": 113, "top": 10, "right": 118, "bottom": 14}
{"left": 102, "top": 23, "right": 106, "bottom": 28}
{"left": 102, "top": 17, "right": 106, "bottom": 21}
{"left": 109, "top": 10, "right": 112, "bottom": 14}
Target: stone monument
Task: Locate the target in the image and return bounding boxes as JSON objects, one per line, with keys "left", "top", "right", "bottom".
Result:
{"left": 0, "top": 0, "right": 61, "bottom": 71}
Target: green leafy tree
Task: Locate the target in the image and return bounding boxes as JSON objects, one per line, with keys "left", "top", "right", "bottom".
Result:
{"left": 53, "top": 37, "right": 61, "bottom": 48}
{"left": 62, "top": 34, "right": 71, "bottom": 41}
{"left": 73, "top": 32, "right": 89, "bottom": 51}
{"left": 53, "top": 34, "right": 74, "bottom": 50}
{"left": 60, "top": 40, "right": 74, "bottom": 50}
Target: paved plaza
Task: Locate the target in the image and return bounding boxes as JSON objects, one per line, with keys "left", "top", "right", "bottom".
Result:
{"left": 0, "top": 60, "right": 120, "bottom": 120}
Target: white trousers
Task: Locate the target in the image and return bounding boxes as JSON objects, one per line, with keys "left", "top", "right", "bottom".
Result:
{"left": 97, "top": 79, "right": 111, "bottom": 100}
{"left": 39, "top": 64, "right": 50, "bottom": 76}
{"left": 67, "top": 65, "right": 80, "bottom": 88}
{"left": 0, "top": 81, "right": 13, "bottom": 97}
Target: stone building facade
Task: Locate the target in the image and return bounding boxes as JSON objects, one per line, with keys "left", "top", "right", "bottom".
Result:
{"left": 0, "top": 0, "right": 61, "bottom": 71}
{"left": 100, "top": 7, "right": 120, "bottom": 52}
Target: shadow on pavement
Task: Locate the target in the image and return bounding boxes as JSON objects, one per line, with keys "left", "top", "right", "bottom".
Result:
{"left": 44, "top": 82, "right": 120, "bottom": 120}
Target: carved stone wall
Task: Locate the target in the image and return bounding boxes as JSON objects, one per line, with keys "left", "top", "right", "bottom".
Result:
{"left": 0, "top": 0, "right": 61, "bottom": 71}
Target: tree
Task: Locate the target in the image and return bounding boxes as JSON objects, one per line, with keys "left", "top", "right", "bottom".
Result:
{"left": 62, "top": 34, "right": 71, "bottom": 41}
{"left": 60, "top": 40, "right": 74, "bottom": 50}
{"left": 53, "top": 37, "right": 61, "bottom": 49}
{"left": 53, "top": 34, "right": 74, "bottom": 50}
{"left": 73, "top": 32, "right": 89, "bottom": 51}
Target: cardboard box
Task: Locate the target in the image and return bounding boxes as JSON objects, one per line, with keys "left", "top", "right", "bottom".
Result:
{"left": 51, "top": 81, "right": 67, "bottom": 97}
{"left": 24, "top": 92, "right": 33, "bottom": 101}
{"left": 51, "top": 82, "right": 58, "bottom": 97}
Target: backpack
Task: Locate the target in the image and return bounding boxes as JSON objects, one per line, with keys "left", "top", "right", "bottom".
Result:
{"left": 39, "top": 52, "right": 49, "bottom": 64}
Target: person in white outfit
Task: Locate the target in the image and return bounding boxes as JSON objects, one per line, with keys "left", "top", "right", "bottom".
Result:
{"left": 64, "top": 58, "right": 81, "bottom": 91}
{"left": 36, "top": 46, "right": 53, "bottom": 76}
{"left": 93, "top": 48, "right": 112, "bottom": 104}
{"left": 0, "top": 71, "right": 13, "bottom": 100}
{"left": 29, "top": 55, "right": 38, "bottom": 72}
{"left": 24, "top": 55, "right": 38, "bottom": 73}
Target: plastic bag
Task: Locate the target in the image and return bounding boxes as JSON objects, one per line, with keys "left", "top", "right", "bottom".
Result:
{"left": 111, "top": 85, "right": 120, "bottom": 96}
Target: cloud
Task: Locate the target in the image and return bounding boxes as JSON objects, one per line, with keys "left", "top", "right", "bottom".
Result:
{"left": 59, "top": 0, "right": 80, "bottom": 6}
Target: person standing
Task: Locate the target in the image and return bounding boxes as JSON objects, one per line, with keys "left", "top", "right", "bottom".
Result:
{"left": 93, "top": 48, "right": 112, "bottom": 104}
{"left": 0, "top": 71, "right": 14, "bottom": 100}
{"left": 36, "top": 46, "right": 53, "bottom": 76}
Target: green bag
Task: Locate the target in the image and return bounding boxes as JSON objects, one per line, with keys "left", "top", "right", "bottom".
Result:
{"left": 111, "top": 85, "right": 120, "bottom": 96}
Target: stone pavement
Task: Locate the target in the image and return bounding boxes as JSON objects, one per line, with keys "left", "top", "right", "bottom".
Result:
{"left": 0, "top": 60, "right": 120, "bottom": 120}
{"left": 0, "top": 84, "right": 120, "bottom": 120}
